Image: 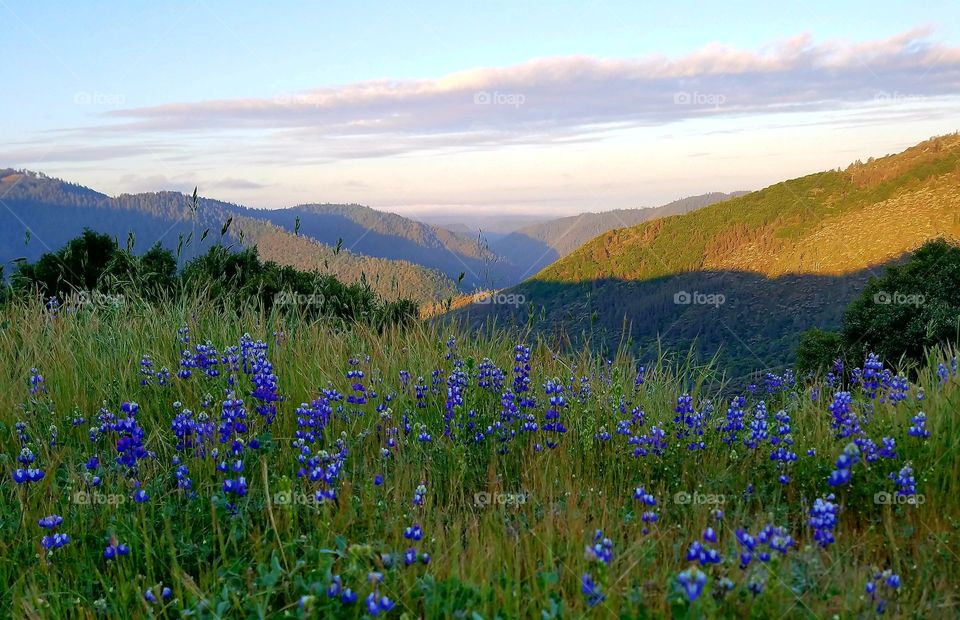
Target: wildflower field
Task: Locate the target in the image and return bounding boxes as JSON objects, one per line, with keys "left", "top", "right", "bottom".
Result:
{"left": 1, "top": 296, "right": 958, "bottom": 619}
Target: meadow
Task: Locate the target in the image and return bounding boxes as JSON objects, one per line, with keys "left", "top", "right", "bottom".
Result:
{"left": 1, "top": 295, "right": 958, "bottom": 619}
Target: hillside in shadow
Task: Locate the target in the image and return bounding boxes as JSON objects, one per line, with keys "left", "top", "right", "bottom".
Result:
{"left": 452, "top": 260, "right": 906, "bottom": 382}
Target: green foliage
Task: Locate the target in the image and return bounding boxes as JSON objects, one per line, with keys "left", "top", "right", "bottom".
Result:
{"left": 9, "top": 231, "right": 418, "bottom": 328}
{"left": 11, "top": 229, "right": 175, "bottom": 301}
{"left": 842, "top": 238, "right": 960, "bottom": 366}
{"left": 796, "top": 328, "right": 844, "bottom": 376}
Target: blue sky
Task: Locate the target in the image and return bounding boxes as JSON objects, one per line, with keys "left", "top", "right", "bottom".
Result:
{"left": 2, "top": 1, "right": 959, "bottom": 216}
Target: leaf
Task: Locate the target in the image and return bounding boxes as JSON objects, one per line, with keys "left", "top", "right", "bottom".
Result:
{"left": 220, "top": 217, "right": 233, "bottom": 237}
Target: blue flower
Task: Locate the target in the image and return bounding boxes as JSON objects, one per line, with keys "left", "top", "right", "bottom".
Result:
{"left": 404, "top": 547, "right": 417, "bottom": 566}
{"left": 13, "top": 468, "right": 45, "bottom": 484}
{"left": 677, "top": 567, "right": 707, "bottom": 602}
{"left": 908, "top": 412, "right": 930, "bottom": 438}
{"left": 586, "top": 530, "right": 613, "bottom": 565}
{"left": 327, "top": 575, "right": 343, "bottom": 598}
{"left": 41, "top": 532, "right": 70, "bottom": 551}
{"left": 890, "top": 464, "right": 916, "bottom": 497}
{"left": 403, "top": 524, "right": 423, "bottom": 541}
{"left": 809, "top": 495, "right": 839, "bottom": 548}
{"left": 38, "top": 515, "right": 63, "bottom": 529}
{"left": 222, "top": 477, "right": 248, "bottom": 497}
{"left": 827, "top": 443, "right": 860, "bottom": 487}
{"left": 581, "top": 573, "right": 605, "bottom": 607}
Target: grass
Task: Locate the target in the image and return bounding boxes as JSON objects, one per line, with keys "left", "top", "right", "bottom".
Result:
{"left": 1, "top": 295, "right": 958, "bottom": 618}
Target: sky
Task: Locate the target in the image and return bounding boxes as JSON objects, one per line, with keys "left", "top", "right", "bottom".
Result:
{"left": 2, "top": 0, "right": 960, "bottom": 218}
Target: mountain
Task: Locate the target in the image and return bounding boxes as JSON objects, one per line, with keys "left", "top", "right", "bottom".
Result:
{"left": 0, "top": 171, "right": 458, "bottom": 304}
{"left": 491, "top": 192, "right": 747, "bottom": 278}
{"left": 459, "top": 134, "right": 960, "bottom": 378}
{"left": 224, "top": 203, "right": 515, "bottom": 290}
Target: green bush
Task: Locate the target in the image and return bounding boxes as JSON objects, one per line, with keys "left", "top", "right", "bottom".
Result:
{"left": 8, "top": 230, "right": 417, "bottom": 328}
{"left": 842, "top": 238, "right": 960, "bottom": 366}
{"left": 796, "top": 327, "right": 844, "bottom": 375}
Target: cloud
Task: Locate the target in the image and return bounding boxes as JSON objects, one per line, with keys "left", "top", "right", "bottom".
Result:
{"left": 19, "top": 28, "right": 960, "bottom": 164}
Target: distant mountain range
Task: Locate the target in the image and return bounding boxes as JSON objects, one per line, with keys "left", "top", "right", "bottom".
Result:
{"left": 0, "top": 172, "right": 459, "bottom": 304}
{"left": 491, "top": 192, "right": 747, "bottom": 278}
{"left": 459, "top": 134, "right": 960, "bottom": 378}
{"left": 0, "top": 169, "right": 739, "bottom": 304}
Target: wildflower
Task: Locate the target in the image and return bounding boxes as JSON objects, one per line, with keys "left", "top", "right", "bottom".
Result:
{"left": 686, "top": 540, "right": 721, "bottom": 566}
{"left": 634, "top": 486, "right": 659, "bottom": 533}
{"left": 13, "top": 468, "right": 45, "bottom": 484}
{"left": 103, "top": 541, "right": 130, "bottom": 560}
{"left": 744, "top": 402, "right": 769, "bottom": 449}
{"left": 809, "top": 495, "right": 839, "bottom": 548}
{"left": 542, "top": 379, "right": 568, "bottom": 449}
{"left": 413, "top": 482, "right": 427, "bottom": 506}
{"left": 677, "top": 567, "right": 707, "bottom": 602}
{"left": 907, "top": 412, "right": 929, "bottom": 438}
{"left": 29, "top": 368, "right": 47, "bottom": 395}
{"left": 41, "top": 532, "right": 70, "bottom": 551}
{"left": 404, "top": 547, "right": 417, "bottom": 566}
{"left": 586, "top": 530, "right": 613, "bottom": 565}
{"left": 828, "top": 443, "right": 860, "bottom": 487}
{"left": 327, "top": 575, "right": 343, "bottom": 598}
{"left": 891, "top": 464, "right": 916, "bottom": 497}
{"left": 828, "top": 392, "right": 859, "bottom": 438}
{"left": 865, "top": 569, "right": 900, "bottom": 614}
{"left": 581, "top": 573, "right": 606, "bottom": 607}
{"left": 222, "top": 477, "right": 248, "bottom": 497}
{"left": 38, "top": 515, "right": 63, "bottom": 529}
{"left": 721, "top": 396, "right": 746, "bottom": 445}
{"left": 403, "top": 524, "right": 423, "bottom": 541}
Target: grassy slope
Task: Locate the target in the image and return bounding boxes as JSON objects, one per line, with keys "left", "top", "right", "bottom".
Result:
{"left": 538, "top": 134, "right": 960, "bottom": 283}
{"left": 0, "top": 296, "right": 957, "bottom": 618}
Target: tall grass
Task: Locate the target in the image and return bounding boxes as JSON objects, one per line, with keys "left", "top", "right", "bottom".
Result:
{"left": 0, "top": 294, "right": 957, "bottom": 618}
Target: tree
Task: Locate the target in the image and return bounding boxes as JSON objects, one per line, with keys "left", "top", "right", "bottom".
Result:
{"left": 842, "top": 238, "right": 960, "bottom": 365}
{"left": 796, "top": 328, "right": 844, "bottom": 376}
{"left": 13, "top": 229, "right": 118, "bottom": 298}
